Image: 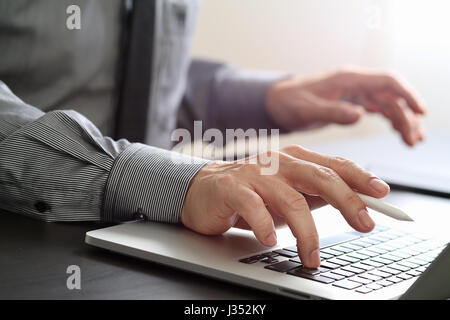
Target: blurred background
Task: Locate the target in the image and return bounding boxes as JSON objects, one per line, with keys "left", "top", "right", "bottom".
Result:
{"left": 191, "top": 0, "right": 450, "bottom": 147}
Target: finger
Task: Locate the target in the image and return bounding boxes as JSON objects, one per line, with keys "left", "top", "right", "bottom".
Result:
{"left": 250, "top": 176, "right": 320, "bottom": 268}
{"left": 281, "top": 145, "right": 390, "bottom": 198}
{"left": 353, "top": 72, "right": 427, "bottom": 115}
{"left": 277, "top": 155, "right": 375, "bottom": 233}
{"left": 372, "top": 92, "right": 423, "bottom": 146}
{"left": 311, "top": 94, "right": 365, "bottom": 124}
{"left": 227, "top": 185, "right": 277, "bottom": 247}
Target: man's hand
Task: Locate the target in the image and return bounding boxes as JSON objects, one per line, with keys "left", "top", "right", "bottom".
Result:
{"left": 266, "top": 68, "right": 427, "bottom": 146}
{"left": 181, "top": 145, "right": 390, "bottom": 268}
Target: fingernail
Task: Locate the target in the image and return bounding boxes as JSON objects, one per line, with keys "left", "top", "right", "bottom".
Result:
{"left": 369, "top": 178, "right": 389, "bottom": 194}
{"left": 265, "top": 232, "right": 277, "bottom": 246}
{"left": 309, "top": 249, "right": 320, "bottom": 266}
{"left": 359, "top": 209, "right": 374, "bottom": 230}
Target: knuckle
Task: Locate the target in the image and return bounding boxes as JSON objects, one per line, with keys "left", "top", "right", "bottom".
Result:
{"left": 382, "top": 72, "right": 398, "bottom": 84}
{"left": 245, "top": 194, "right": 263, "bottom": 210}
{"left": 343, "top": 192, "right": 361, "bottom": 207}
{"left": 216, "top": 174, "right": 235, "bottom": 189}
{"left": 285, "top": 194, "right": 308, "bottom": 212}
{"left": 331, "top": 156, "right": 354, "bottom": 171}
{"left": 313, "top": 165, "right": 338, "bottom": 181}
{"left": 283, "top": 144, "right": 305, "bottom": 155}
{"left": 255, "top": 213, "right": 273, "bottom": 231}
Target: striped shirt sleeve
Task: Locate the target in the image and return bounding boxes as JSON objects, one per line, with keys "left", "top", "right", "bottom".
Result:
{"left": 0, "top": 81, "right": 208, "bottom": 223}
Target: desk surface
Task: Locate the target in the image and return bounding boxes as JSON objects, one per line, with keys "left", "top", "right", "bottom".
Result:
{"left": 0, "top": 211, "right": 279, "bottom": 299}
{"left": 2, "top": 189, "right": 450, "bottom": 299}
{"left": 2, "top": 133, "right": 450, "bottom": 299}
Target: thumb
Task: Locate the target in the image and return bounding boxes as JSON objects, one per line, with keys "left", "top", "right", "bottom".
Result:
{"left": 315, "top": 98, "right": 365, "bottom": 124}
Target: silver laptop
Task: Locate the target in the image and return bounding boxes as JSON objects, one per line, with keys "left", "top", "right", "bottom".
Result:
{"left": 85, "top": 208, "right": 450, "bottom": 300}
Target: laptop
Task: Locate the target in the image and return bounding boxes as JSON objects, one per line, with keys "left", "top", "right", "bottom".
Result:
{"left": 85, "top": 209, "right": 450, "bottom": 300}
{"left": 86, "top": 133, "right": 450, "bottom": 299}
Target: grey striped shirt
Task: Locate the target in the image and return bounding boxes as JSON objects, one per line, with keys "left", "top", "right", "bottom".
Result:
{"left": 0, "top": 82, "right": 208, "bottom": 222}
{"left": 0, "top": 0, "right": 283, "bottom": 224}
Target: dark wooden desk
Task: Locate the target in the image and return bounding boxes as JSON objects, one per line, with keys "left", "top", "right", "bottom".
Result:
{"left": 0, "top": 211, "right": 278, "bottom": 299}
{"left": 2, "top": 189, "right": 449, "bottom": 300}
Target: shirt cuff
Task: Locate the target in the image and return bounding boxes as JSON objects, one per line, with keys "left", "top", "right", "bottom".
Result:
{"left": 103, "top": 143, "right": 209, "bottom": 223}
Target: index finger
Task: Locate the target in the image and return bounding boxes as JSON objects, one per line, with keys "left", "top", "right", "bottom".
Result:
{"left": 360, "top": 72, "right": 427, "bottom": 115}
{"left": 350, "top": 71, "right": 427, "bottom": 114}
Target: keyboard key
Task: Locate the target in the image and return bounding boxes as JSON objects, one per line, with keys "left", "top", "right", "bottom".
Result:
{"left": 320, "top": 261, "right": 341, "bottom": 270}
{"left": 366, "top": 246, "right": 389, "bottom": 255}
{"left": 331, "top": 245, "right": 354, "bottom": 254}
{"left": 351, "top": 262, "right": 374, "bottom": 271}
{"left": 340, "top": 243, "right": 364, "bottom": 251}
{"left": 414, "top": 254, "right": 435, "bottom": 264}
{"left": 264, "top": 260, "right": 300, "bottom": 272}
{"left": 406, "top": 269, "right": 422, "bottom": 277}
{"left": 321, "top": 248, "right": 344, "bottom": 256}
{"left": 274, "top": 249, "right": 298, "bottom": 258}
{"left": 260, "top": 257, "right": 279, "bottom": 264}
{"left": 289, "top": 257, "right": 302, "bottom": 264}
{"left": 287, "top": 269, "right": 335, "bottom": 284}
{"left": 327, "top": 258, "right": 351, "bottom": 266}
{"left": 377, "top": 279, "right": 394, "bottom": 287}
{"left": 349, "top": 276, "right": 373, "bottom": 285}
{"left": 368, "top": 270, "right": 392, "bottom": 278}
{"left": 356, "top": 287, "right": 374, "bottom": 294}
{"left": 333, "top": 279, "right": 362, "bottom": 290}
{"left": 283, "top": 245, "right": 298, "bottom": 253}
{"left": 239, "top": 254, "right": 265, "bottom": 264}
{"left": 387, "top": 276, "right": 403, "bottom": 284}
{"left": 416, "top": 266, "right": 428, "bottom": 273}
{"left": 338, "top": 255, "right": 360, "bottom": 264}
{"left": 397, "top": 273, "right": 413, "bottom": 280}
{"left": 366, "top": 283, "right": 383, "bottom": 290}
{"left": 397, "top": 260, "right": 420, "bottom": 269}
{"left": 347, "top": 252, "right": 369, "bottom": 260}
{"left": 379, "top": 266, "right": 401, "bottom": 275}
{"left": 368, "top": 234, "right": 391, "bottom": 242}
{"left": 361, "top": 238, "right": 381, "bottom": 245}
{"left": 370, "top": 257, "right": 393, "bottom": 265}
{"left": 386, "top": 251, "right": 411, "bottom": 260}
{"left": 380, "top": 254, "right": 403, "bottom": 262}
{"left": 359, "top": 273, "right": 382, "bottom": 281}
{"left": 360, "top": 260, "right": 383, "bottom": 268}
{"left": 263, "top": 251, "right": 280, "bottom": 258}
{"left": 320, "top": 252, "right": 334, "bottom": 260}
{"left": 405, "top": 258, "right": 428, "bottom": 266}
{"left": 378, "top": 231, "right": 401, "bottom": 240}
{"left": 321, "top": 272, "right": 345, "bottom": 281}
{"left": 388, "top": 263, "right": 410, "bottom": 272}
{"left": 332, "top": 269, "right": 355, "bottom": 278}
{"left": 292, "top": 266, "right": 330, "bottom": 275}
{"left": 341, "top": 266, "right": 365, "bottom": 274}
{"left": 358, "top": 250, "right": 378, "bottom": 258}
{"left": 350, "top": 240, "right": 373, "bottom": 248}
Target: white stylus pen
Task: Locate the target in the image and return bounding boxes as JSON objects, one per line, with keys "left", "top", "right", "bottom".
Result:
{"left": 356, "top": 192, "right": 414, "bottom": 222}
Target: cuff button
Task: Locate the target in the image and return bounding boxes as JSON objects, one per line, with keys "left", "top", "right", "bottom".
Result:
{"left": 34, "top": 201, "right": 50, "bottom": 213}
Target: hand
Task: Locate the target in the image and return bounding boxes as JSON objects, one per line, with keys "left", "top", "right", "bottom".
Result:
{"left": 181, "top": 145, "right": 390, "bottom": 268}
{"left": 266, "top": 68, "right": 427, "bottom": 146}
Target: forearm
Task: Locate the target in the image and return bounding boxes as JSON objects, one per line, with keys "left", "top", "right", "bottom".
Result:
{"left": 179, "top": 59, "right": 288, "bottom": 134}
{"left": 0, "top": 81, "right": 208, "bottom": 223}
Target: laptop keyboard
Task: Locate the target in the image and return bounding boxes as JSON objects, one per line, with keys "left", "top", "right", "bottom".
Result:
{"left": 238, "top": 225, "right": 448, "bottom": 294}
